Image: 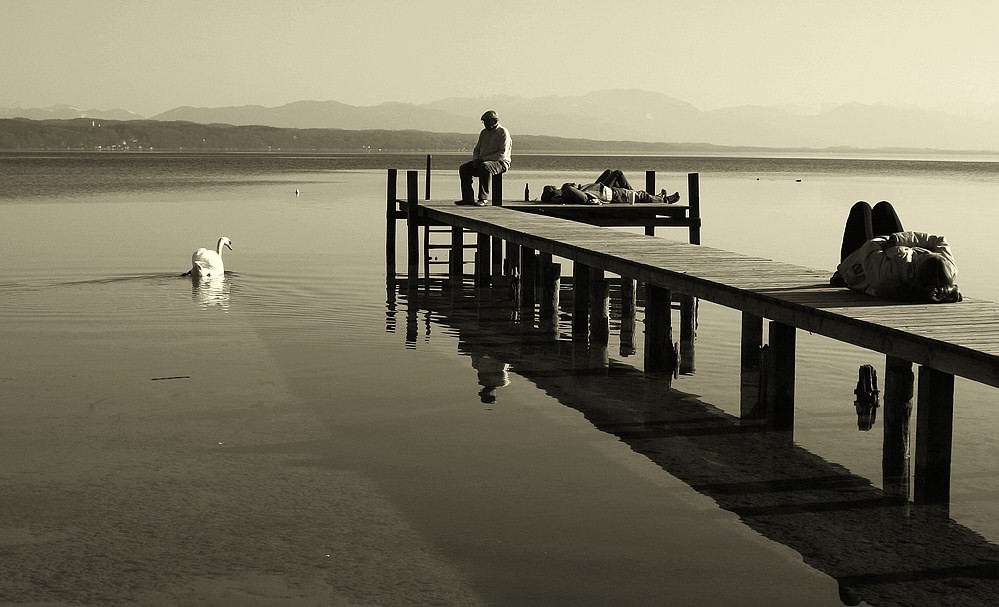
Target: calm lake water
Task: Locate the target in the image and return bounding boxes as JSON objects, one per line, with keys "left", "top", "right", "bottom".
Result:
{"left": 3, "top": 151, "right": 999, "bottom": 606}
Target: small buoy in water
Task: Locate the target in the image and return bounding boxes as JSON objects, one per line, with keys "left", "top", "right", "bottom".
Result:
{"left": 795, "top": 179, "right": 802, "bottom": 182}
{"left": 295, "top": 188, "right": 300, "bottom": 196}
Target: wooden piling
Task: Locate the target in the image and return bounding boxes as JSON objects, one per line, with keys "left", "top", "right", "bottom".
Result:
{"left": 620, "top": 278, "right": 638, "bottom": 356}
{"left": 541, "top": 262, "right": 561, "bottom": 338}
{"left": 522, "top": 249, "right": 537, "bottom": 316}
{"left": 914, "top": 366, "right": 955, "bottom": 504}
{"left": 883, "top": 356, "right": 914, "bottom": 496}
{"left": 572, "top": 262, "right": 591, "bottom": 341}
{"left": 688, "top": 173, "right": 701, "bottom": 245}
{"left": 406, "top": 170, "right": 419, "bottom": 280}
{"left": 645, "top": 285, "right": 676, "bottom": 376}
{"left": 386, "top": 168, "right": 397, "bottom": 276}
{"left": 679, "top": 295, "right": 697, "bottom": 374}
{"left": 475, "top": 233, "right": 490, "bottom": 289}
{"left": 425, "top": 154, "right": 432, "bottom": 200}
{"left": 645, "top": 170, "right": 656, "bottom": 236}
{"left": 589, "top": 268, "right": 609, "bottom": 344}
{"left": 768, "top": 321, "right": 795, "bottom": 431}
{"left": 449, "top": 226, "right": 463, "bottom": 286}
{"left": 740, "top": 312, "right": 764, "bottom": 420}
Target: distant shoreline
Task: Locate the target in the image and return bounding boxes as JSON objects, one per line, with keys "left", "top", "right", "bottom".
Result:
{"left": 2, "top": 117, "right": 999, "bottom": 159}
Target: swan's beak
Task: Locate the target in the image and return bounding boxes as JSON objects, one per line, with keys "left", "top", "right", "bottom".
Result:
{"left": 225, "top": 242, "right": 233, "bottom": 250}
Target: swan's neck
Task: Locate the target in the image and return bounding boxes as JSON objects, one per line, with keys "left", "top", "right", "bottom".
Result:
{"left": 216, "top": 239, "right": 227, "bottom": 256}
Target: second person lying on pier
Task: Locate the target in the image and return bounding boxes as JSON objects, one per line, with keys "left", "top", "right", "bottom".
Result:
{"left": 831, "top": 200, "right": 962, "bottom": 303}
{"left": 540, "top": 169, "right": 680, "bottom": 205}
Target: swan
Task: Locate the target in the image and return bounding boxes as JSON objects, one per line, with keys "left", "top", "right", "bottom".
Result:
{"left": 191, "top": 237, "right": 232, "bottom": 278}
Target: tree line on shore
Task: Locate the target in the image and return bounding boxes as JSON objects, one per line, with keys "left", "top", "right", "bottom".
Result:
{"left": 0, "top": 117, "right": 727, "bottom": 154}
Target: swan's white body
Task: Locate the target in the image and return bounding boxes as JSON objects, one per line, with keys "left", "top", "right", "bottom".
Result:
{"left": 192, "top": 237, "right": 232, "bottom": 278}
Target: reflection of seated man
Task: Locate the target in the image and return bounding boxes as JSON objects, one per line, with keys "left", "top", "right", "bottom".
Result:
{"left": 540, "top": 169, "right": 680, "bottom": 205}
{"left": 470, "top": 352, "right": 510, "bottom": 404}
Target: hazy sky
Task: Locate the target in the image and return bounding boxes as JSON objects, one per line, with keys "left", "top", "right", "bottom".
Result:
{"left": 3, "top": 0, "right": 998, "bottom": 117}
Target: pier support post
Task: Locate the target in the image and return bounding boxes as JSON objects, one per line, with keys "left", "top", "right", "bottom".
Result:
{"left": 645, "top": 285, "right": 677, "bottom": 376}
{"left": 475, "top": 233, "right": 490, "bottom": 289}
{"left": 914, "top": 366, "right": 955, "bottom": 505}
{"left": 687, "top": 173, "right": 701, "bottom": 245}
{"left": 589, "top": 268, "right": 609, "bottom": 344}
{"left": 883, "top": 356, "right": 914, "bottom": 496}
{"left": 679, "top": 295, "right": 697, "bottom": 374}
{"left": 768, "top": 321, "right": 795, "bottom": 431}
{"left": 449, "top": 226, "right": 463, "bottom": 288}
{"left": 406, "top": 170, "right": 419, "bottom": 281}
{"left": 507, "top": 245, "right": 522, "bottom": 308}
{"left": 620, "top": 278, "right": 637, "bottom": 357}
{"left": 572, "top": 262, "right": 591, "bottom": 341}
{"left": 522, "top": 248, "right": 537, "bottom": 318}
{"left": 740, "top": 313, "right": 764, "bottom": 420}
{"left": 645, "top": 170, "right": 656, "bottom": 236}
{"left": 541, "top": 262, "right": 561, "bottom": 339}
{"left": 386, "top": 168, "right": 397, "bottom": 277}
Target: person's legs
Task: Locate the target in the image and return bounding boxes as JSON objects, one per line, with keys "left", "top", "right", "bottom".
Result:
{"left": 458, "top": 160, "right": 476, "bottom": 203}
{"left": 598, "top": 169, "right": 632, "bottom": 189}
{"left": 871, "top": 200, "right": 904, "bottom": 237}
{"left": 612, "top": 170, "right": 633, "bottom": 189}
{"left": 475, "top": 160, "right": 507, "bottom": 201}
{"left": 840, "top": 201, "right": 874, "bottom": 261}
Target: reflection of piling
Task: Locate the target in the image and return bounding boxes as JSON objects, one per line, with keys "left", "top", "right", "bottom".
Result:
{"left": 540, "top": 262, "right": 561, "bottom": 339}
{"left": 620, "top": 279, "right": 637, "bottom": 357}
{"left": 572, "top": 262, "right": 590, "bottom": 341}
{"left": 740, "top": 313, "right": 764, "bottom": 419}
{"left": 883, "top": 356, "right": 913, "bottom": 496}
{"left": 645, "top": 285, "right": 678, "bottom": 378}
{"left": 589, "top": 268, "right": 609, "bottom": 344}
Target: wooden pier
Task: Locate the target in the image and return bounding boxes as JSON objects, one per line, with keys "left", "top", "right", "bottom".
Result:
{"left": 386, "top": 167, "right": 999, "bottom": 506}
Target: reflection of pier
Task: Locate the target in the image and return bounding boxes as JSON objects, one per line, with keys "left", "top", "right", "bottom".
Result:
{"left": 386, "top": 166, "right": 999, "bottom": 507}
{"left": 389, "top": 281, "right": 999, "bottom": 607}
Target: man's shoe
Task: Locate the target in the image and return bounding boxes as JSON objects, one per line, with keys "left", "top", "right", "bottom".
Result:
{"left": 474, "top": 199, "right": 489, "bottom": 206}
{"left": 664, "top": 191, "right": 681, "bottom": 204}
{"left": 454, "top": 199, "right": 475, "bottom": 206}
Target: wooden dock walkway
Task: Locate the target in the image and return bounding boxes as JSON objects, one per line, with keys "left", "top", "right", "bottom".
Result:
{"left": 386, "top": 168, "right": 999, "bottom": 505}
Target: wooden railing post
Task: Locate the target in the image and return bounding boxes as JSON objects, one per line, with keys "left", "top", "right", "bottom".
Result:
{"left": 406, "top": 170, "right": 419, "bottom": 280}
{"left": 425, "top": 154, "right": 432, "bottom": 201}
{"left": 645, "top": 170, "right": 656, "bottom": 236}
{"left": 386, "top": 168, "right": 397, "bottom": 277}
{"left": 688, "top": 172, "right": 701, "bottom": 245}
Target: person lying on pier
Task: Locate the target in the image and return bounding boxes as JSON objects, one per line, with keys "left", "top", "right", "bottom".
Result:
{"left": 455, "top": 110, "right": 512, "bottom": 206}
{"left": 831, "top": 200, "right": 962, "bottom": 303}
{"left": 539, "top": 170, "right": 680, "bottom": 205}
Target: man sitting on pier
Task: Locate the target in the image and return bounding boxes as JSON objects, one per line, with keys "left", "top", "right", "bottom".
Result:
{"left": 540, "top": 170, "right": 680, "bottom": 205}
{"left": 455, "top": 110, "right": 512, "bottom": 206}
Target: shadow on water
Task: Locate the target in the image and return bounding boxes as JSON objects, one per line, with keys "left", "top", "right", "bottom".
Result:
{"left": 388, "top": 275, "right": 999, "bottom": 607}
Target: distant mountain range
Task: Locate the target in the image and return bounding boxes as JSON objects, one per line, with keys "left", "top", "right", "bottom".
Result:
{"left": 4, "top": 90, "right": 999, "bottom": 151}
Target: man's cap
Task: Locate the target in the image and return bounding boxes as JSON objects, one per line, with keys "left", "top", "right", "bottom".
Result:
{"left": 480, "top": 110, "right": 499, "bottom": 121}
